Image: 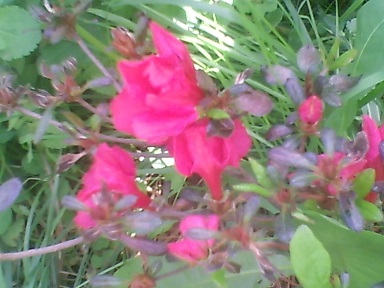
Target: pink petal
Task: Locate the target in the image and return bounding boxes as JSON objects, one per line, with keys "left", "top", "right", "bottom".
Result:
{"left": 362, "top": 115, "right": 381, "bottom": 162}
{"left": 179, "top": 215, "right": 220, "bottom": 235}
{"left": 149, "top": 22, "right": 197, "bottom": 81}
{"left": 167, "top": 120, "right": 250, "bottom": 200}
{"left": 167, "top": 239, "right": 207, "bottom": 262}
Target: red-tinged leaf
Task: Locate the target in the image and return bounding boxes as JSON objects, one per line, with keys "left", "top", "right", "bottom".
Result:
{"left": 269, "top": 147, "right": 315, "bottom": 169}
{"left": 233, "top": 90, "right": 273, "bottom": 116}
{"left": 297, "top": 44, "right": 321, "bottom": 74}
{"left": 261, "top": 65, "right": 296, "bottom": 85}
{"left": 267, "top": 125, "right": 293, "bottom": 141}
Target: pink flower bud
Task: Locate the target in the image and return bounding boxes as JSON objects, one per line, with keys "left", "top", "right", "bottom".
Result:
{"left": 298, "top": 95, "right": 323, "bottom": 125}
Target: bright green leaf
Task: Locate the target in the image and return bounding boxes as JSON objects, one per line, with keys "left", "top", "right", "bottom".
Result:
{"left": 304, "top": 212, "right": 384, "bottom": 287}
{"left": 290, "top": 225, "right": 332, "bottom": 288}
{"left": 0, "top": 6, "right": 42, "bottom": 60}
{"left": 207, "top": 109, "right": 230, "bottom": 120}
{"left": 356, "top": 200, "right": 383, "bottom": 222}
{"left": 249, "top": 158, "right": 273, "bottom": 188}
{"left": 233, "top": 183, "right": 273, "bottom": 197}
{"left": 212, "top": 269, "right": 228, "bottom": 288}
{"left": 353, "top": 168, "right": 375, "bottom": 199}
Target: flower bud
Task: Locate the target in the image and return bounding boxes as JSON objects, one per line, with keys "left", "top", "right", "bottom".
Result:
{"left": 298, "top": 95, "right": 323, "bottom": 125}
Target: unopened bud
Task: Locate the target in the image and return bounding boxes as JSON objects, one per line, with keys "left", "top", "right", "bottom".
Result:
{"left": 298, "top": 95, "right": 323, "bottom": 125}
{"left": 111, "top": 27, "right": 138, "bottom": 58}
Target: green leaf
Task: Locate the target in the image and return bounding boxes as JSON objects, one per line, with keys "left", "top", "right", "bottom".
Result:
{"left": 304, "top": 212, "right": 384, "bottom": 288}
{"left": 325, "top": 99, "right": 357, "bottom": 135}
{"left": 0, "top": 209, "right": 12, "bottom": 235}
{"left": 329, "top": 49, "right": 358, "bottom": 70}
{"left": 0, "top": 6, "right": 42, "bottom": 60}
{"left": 353, "top": 0, "right": 384, "bottom": 75}
{"left": 211, "top": 269, "right": 228, "bottom": 288}
{"left": 290, "top": 225, "right": 332, "bottom": 288}
{"left": 353, "top": 168, "right": 375, "bottom": 199}
{"left": 207, "top": 109, "right": 230, "bottom": 120}
{"left": 114, "top": 257, "right": 143, "bottom": 288}
{"left": 249, "top": 158, "right": 273, "bottom": 188}
{"left": 155, "top": 252, "right": 291, "bottom": 288}
{"left": 233, "top": 183, "right": 273, "bottom": 197}
{"left": 356, "top": 200, "right": 384, "bottom": 222}
{"left": 2, "top": 217, "right": 24, "bottom": 247}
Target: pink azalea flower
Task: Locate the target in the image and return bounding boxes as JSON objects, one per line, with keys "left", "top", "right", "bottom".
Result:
{"left": 362, "top": 115, "right": 384, "bottom": 202}
{"left": 111, "top": 22, "right": 203, "bottom": 145}
{"left": 298, "top": 95, "right": 323, "bottom": 125}
{"left": 168, "top": 214, "right": 220, "bottom": 263}
{"left": 74, "top": 143, "right": 151, "bottom": 229}
{"left": 316, "top": 152, "right": 366, "bottom": 196}
{"left": 166, "top": 119, "right": 251, "bottom": 200}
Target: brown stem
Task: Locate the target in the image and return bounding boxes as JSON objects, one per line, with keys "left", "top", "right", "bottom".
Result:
{"left": 75, "top": 35, "right": 122, "bottom": 92}
{"left": 92, "top": 133, "right": 147, "bottom": 147}
{"left": 76, "top": 98, "right": 111, "bottom": 123}
{"left": 0, "top": 236, "right": 84, "bottom": 261}
{"left": 15, "top": 106, "right": 76, "bottom": 136}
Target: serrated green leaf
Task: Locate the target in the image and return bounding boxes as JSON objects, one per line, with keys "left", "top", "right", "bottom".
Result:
{"left": 353, "top": 168, "right": 375, "bottom": 199}
{"left": 290, "top": 225, "right": 332, "bottom": 288}
{"left": 233, "top": 183, "right": 273, "bottom": 197}
{"left": 0, "top": 6, "right": 42, "bottom": 60}
{"left": 356, "top": 200, "right": 383, "bottom": 222}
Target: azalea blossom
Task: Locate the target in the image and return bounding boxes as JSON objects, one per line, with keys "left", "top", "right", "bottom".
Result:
{"left": 167, "top": 119, "right": 251, "bottom": 200}
{"left": 168, "top": 214, "right": 220, "bottom": 263}
{"left": 315, "top": 152, "right": 366, "bottom": 196}
{"left": 74, "top": 143, "right": 151, "bottom": 229}
{"left": 362, "top": 115, "right": 384, "bottom": 202}
{"left": 111, "top": 22, "right": 203, "bottom": 144}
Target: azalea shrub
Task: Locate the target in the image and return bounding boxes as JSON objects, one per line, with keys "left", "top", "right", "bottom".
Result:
{"left": 3, "top": 1, "right": 384, "bottom": 288}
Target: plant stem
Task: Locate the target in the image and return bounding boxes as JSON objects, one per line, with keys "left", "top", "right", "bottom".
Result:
{"left": 0, "top": 236, "right": 84, "bottom": 261}
{"left": 75, "top": 35, "right": 122, "bottom": 92}
{"left": 77, "top": 97, "right": 111, "bottom": 123}
{"left": 15, "top": 106, "right": 74, "bottom": 135}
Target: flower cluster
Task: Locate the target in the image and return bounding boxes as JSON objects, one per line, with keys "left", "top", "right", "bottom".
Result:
{"left": 110, "top": 22, "right": 253, "bottom": 201}
{"left": 74, "top": 143, "right": 151, "bottom": 229}
{"left": 64, "top": 19, "right": 384, "bottom": 287}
